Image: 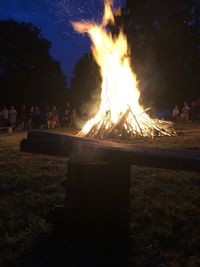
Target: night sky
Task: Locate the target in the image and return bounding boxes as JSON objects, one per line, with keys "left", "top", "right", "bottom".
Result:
{"left": 0, "top": 0, "right": 125, "bottom": 83}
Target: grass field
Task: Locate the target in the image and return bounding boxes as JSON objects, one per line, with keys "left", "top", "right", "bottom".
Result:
{"left": 0, "top": 123, "right": 200, "bottom": 267}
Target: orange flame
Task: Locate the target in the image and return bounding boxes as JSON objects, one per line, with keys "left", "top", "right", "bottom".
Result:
{"left": 72, "top": 0, "right": 175, "bottom": 138}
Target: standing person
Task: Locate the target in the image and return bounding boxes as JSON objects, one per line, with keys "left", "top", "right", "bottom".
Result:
{"left": 52, "top": 105, "right": 60, "bottom": 128}
{"left": 197, "top": 99, "right": 200, "bottom": 119}
{"left": 39, "top": 108, "right": 47, "bottom": 129}
{"left": 27, "top": 106, "right": 34, "bottom": 129}
{"left": 180, "top": 102, "right": 190, "bottom": 121}
{"left": 62, "top": 109, "right": 70, "bottom": 127}
{"left": 20, "top": 105, "right": 27, "bottom": 130}
{"left": 32, "top": 106, "right": 41, "bottom": 128}
{"left": 47, "top": 110, "right": 54, "bottom": 129}
{"left": 9, "top": 106, "right": 17, "bottom": 129}
{"left": 52, "top": 105, "right": 57, "bottom": 116}
{"left": 64, "top": 102, "right": 72, "bottom": 127}
{"left": 0, "top": 109, "right": 3, "bottom": 127}
{"left": 2, "top": 106, "right": 9, "bottom": 126}
{"left": 172, "top": 105, "right": 180, "bottom": 120}
{"left": 71, "top": 109, "right": 78, "bottom": 128}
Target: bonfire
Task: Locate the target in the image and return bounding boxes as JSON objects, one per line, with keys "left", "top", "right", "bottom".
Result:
{"left": 72, "top": 0, "right": 176, "bottom": 140}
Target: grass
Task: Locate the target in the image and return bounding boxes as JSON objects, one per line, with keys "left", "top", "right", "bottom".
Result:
{"left": 0, "top": 132, "right": 67, "bottom": 266}
{"left": 0, "top": 123, "right": 200, "bottom": 267}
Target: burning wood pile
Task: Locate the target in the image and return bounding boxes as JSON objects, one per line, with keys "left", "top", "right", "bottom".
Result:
{"left": 78, "top": 107, "right": 176, "bottom": 140}
{"left": 73, "top": 0, "right": 176, "bottom": 140}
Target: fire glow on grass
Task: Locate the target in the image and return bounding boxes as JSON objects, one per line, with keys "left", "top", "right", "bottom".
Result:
{"left": 72, "top": 0, "right": 176, "bottom": 140}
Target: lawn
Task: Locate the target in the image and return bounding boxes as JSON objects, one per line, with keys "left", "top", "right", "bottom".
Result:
{"left": 0, "top": 123, "right": 200, "bottom": 267}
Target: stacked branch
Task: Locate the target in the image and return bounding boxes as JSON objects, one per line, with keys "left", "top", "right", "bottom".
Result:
{"left": 78, "top": 107, "right": 176, "bottom": 140}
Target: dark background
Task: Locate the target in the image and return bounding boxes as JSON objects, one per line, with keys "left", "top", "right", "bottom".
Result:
{"left": 0, "top": 0, "right": 199, "bottom": 111}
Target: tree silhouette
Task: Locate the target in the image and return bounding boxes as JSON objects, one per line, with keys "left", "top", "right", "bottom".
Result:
{"left": 0, "top": 20, "right": 68, "bottom": 106}
{"left": 70, "top": 53, "right": 101, "bottom": 116}
{"left": 124, "top": 0, "right": 200, "bottom": 108}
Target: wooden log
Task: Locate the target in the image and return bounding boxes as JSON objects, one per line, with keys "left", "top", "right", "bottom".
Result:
{"left": 65, "top": 159, "right": 130, "bottom": 238}
{"left": 73, "top": 140, "right": 200, "bottom": 172}
{"left": 20, "top": 130, "right": 200, "bottom": 171}
{"left": 20, "top": 138, "right": 72, "bottom": 157}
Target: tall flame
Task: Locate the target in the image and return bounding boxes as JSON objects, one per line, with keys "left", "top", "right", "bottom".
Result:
{"left": 72, "top": 0, "right": 175, "bottom": 139}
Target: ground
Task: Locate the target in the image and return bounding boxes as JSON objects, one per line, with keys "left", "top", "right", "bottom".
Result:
{"left": 0, "top": 123, "right": 200, "bottom": 267}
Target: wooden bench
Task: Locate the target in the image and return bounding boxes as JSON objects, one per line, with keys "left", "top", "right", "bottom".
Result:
{"left": 0, "top": 127, "right": 13, "bottom": 133}
{"left": 20, "top": 130, "right": 200, "bottom": 238}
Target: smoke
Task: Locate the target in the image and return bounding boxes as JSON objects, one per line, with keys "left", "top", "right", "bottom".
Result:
{"left": 75, "top": 83, "right": 101, "bottom": 129}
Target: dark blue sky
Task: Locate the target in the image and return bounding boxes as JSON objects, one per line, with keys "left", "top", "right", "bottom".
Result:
{"left": 0, "top": 0, "right": 125, "bottom": 83}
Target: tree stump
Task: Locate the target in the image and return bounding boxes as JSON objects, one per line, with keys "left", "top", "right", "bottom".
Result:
{"left": 65, "top": 159, "right": 131, "bottom": 238}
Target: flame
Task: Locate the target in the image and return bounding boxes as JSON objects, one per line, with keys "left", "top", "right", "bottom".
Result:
{"left": 72, "top": 0, "right": 175, "bottom": 139}
{"left": 102, "top": 0, "right": 115, "bottom": 26}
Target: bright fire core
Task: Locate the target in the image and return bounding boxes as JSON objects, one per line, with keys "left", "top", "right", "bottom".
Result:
{"left": 73, "top": 0, "right": 176, "bottom": 139}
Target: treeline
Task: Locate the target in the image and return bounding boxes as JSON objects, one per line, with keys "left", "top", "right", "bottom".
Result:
{"left": 1, "top": 0, "right": 200, "bottom": 116}
{"left": 0, "top": 20, "right": 68, "bottom": 106}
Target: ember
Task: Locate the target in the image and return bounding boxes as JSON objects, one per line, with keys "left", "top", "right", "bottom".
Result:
{"left": 72, "top": 0, "right": 176, "bottom": 140}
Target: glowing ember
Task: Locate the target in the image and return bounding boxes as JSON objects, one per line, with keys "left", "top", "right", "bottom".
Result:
{"left": 72, "top": 0, "right": 176, "bottom": 140}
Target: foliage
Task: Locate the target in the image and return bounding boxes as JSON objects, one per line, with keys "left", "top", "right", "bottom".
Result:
{"left": 124, "top": 0, "right": 200, "bottom": 108}
{"left": 70, "top": 53, "right": 101, "bottom": 116}
{"left": 0, "top": 20, "right": 68, "bottom": 106}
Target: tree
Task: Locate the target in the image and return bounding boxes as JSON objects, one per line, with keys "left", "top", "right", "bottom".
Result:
{"left": 0, "top": 20, "right": 68, "bottom": 106}
{"left": 70, "top": 53, "right": 101, "bottom": 116}
{"left": 124, "top": 0, "right": 200, "bottom": 108}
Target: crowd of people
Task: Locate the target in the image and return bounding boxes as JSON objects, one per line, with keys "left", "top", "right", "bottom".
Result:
{"left": 171, "top": 99, "right": 200, "bottom": 121}
{"left": 0, "top": 99, "right": 200, "bottom": 132}
{"left": 0, "top": 103, "right": 79, "bottom": 131}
